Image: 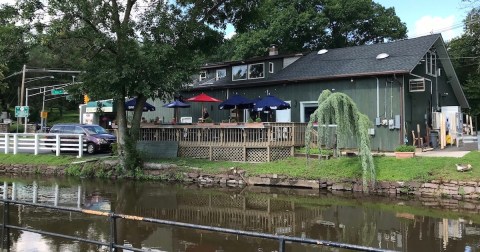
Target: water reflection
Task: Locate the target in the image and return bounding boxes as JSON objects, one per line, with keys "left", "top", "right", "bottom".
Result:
{"left": 0, "top": 177, "right": 479, "bottom": 252}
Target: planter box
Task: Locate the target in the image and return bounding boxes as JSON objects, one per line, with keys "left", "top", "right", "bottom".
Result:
{"left": 219, "top": 123, "right": 238, "bottom": 127}
{"left": 395, "top": 152, "right": 415, "bottom": 159}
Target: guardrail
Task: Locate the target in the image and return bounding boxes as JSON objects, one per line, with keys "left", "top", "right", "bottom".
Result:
{"left": 0, "top": 133, "right": 85, "bottom": 158}
{"left": 0, "top": 198, "right": 397, "bottom": 252}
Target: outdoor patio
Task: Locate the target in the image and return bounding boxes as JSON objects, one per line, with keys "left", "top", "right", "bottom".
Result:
{"left": 138, "top": 122, "right": 310, "bottom": 162}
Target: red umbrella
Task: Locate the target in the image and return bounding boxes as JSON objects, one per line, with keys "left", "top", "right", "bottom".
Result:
{"left": 187, "top": 93, "right": 222, "bottom": 122}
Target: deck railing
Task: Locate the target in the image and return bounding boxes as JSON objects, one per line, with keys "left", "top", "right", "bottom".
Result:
{"left": 138, "top": 122, "right": 310, "bottom": 148}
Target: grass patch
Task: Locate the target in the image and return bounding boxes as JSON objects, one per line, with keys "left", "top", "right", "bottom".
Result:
{"left": 295, "top": 147, "right": 334, "bottom": 156}
{"left": 0, "top": 153, "right": 83, "bottom": 165}
{"left": 152, "top": 151, "right": 480, "bottom": 182}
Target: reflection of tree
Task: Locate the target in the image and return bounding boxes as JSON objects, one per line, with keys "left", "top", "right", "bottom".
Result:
{"left": 249, "top": 64, "right": 264, "bottom": 78}
{"left": 360, "top": 209, "right": 377, "bottom": 247}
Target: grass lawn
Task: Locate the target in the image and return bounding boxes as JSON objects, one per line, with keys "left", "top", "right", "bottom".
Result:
{"left": 150, "top": 151, "right": 480, "bottom": 182}
{"left": 0, "top": 153, "right": 87, "bottom": 165}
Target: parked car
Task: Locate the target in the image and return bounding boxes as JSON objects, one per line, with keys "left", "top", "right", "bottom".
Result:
{"left": 48, "top": 124, "right": 116, "bottom": 154}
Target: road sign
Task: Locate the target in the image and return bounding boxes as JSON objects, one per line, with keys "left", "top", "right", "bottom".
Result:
{"left": 15, "top": 106, "right": 29, "bottom": 118}
{"left": 51, "top": 88, "right": 67, "bottom": 95}
{"left": 40, "top": 111, "right": 48, "bottom": 119}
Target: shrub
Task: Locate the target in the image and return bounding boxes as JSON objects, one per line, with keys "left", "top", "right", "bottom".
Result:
{"left": 255, "top": 117, "right": 262, "bottom": 123}
{"left": 247, "top": 118, "right": 254, "bottom": 123}
{"left": 395, "top": 145, "right": 415, "bottom": 152}
{"left": 204, "top": 117, "right": 213, "bottom": 123}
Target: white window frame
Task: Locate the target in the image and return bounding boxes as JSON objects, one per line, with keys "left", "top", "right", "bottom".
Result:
{"left": 199, "top": 71, "right": 207, "bottom": 81}
{"left": 232, "top": 65, "right": 248, "bottom": 81}
{"left": 269, "top": 62, "right": 274, "bottom": 73}
{"left": 216, "top": 69, "right": 226, "bottom": 80}
{"left": 248, "top": 63, "right": 265, "bottom": 79}
{"left": 409, "top": 78, "right": 426, "bottom": 92}
{"left": 425, "top": 51, "right": 436, "bottom": 76}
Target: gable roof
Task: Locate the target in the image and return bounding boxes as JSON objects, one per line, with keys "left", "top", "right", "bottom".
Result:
{"left": 271, "top": 34, "right": 441, "bottom": 81}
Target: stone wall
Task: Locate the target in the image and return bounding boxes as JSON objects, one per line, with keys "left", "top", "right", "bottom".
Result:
{"left": 0, "top": 164, "right": 66, "bottom": 176}
{"left": 0, "top": 123, "right": 8, "bottom": 133}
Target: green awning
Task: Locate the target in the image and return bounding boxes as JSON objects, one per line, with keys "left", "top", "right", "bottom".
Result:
{"left": 86, "top": 100, "right": 114, "bottom": 113}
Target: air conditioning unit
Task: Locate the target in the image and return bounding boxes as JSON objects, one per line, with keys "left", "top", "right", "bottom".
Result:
{"left": 432, "top": 112, "right": 441, "bottom": 130}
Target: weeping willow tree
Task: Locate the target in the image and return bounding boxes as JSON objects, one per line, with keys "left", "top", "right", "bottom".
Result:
{"left": 305, "top": 90, "right": 375, "bottom": 192}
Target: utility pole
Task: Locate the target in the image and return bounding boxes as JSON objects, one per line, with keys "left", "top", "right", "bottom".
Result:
{"left": 20, "top": 64, "right": 26, "bottom": 106}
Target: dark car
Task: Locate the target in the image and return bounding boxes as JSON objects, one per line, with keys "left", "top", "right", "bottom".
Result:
{"left": 49, "top": 124, "right": 116, "bottom": 154}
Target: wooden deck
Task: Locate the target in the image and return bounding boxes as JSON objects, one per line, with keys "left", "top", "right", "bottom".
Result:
{"left": 137, "top": 123, "right": 310, "bottom": 162}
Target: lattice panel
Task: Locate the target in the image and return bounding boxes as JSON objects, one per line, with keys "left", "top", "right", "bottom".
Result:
{"left": 246, "top": 148, "right": 267, "bottom": 162}
{"left": 270, "top": 147, "right": 291, "bottom": 161}
{"left": 179, "top": 146, "right": 209, "bottom": 158}
{"left": 212, "top": 147, "right": 243, "bottom": 161}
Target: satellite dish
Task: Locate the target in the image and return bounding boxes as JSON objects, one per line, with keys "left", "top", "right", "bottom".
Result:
{"left": 376, "top": 53, "right": 390, "bottom": 60}
{"left": 317, "top": 49, "right": 328, "bottom": 55}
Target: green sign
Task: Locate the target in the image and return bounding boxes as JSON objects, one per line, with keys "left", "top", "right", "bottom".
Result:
{"left": 15, "top": 106, "right": 29, "bottom": 117}
{"left": 51, "top": 88, "right": 67, "bottom": 95}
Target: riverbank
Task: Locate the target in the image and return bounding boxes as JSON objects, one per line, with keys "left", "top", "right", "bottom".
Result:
{"left": 1, "top": 151, "right": 480, "bottom": 200}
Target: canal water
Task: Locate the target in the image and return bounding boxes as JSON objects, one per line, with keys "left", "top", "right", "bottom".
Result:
{"left": 0, "top": 176, "right": 479, "bottom": 252}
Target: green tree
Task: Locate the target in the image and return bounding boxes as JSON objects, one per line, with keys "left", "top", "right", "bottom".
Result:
{"left": 17, "top": 0, "right": 253, "bottom": 172}
{"left": 218, "top": 0, "right": 407, "bottom": 60}
{"left": 448, "top": 7, "right": 480, "bottom": 115}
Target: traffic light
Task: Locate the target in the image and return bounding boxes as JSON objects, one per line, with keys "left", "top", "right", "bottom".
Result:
{"left": 84, "top": 95, "right": 90, "bottom": 104}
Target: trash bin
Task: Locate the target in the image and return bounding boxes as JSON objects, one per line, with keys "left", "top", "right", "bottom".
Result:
{"left": 430, "top": 131, "right": 439, "bottom": 148}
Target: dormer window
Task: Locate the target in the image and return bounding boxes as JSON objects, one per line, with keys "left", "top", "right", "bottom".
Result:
{"left": 248, "top": 63, "right": 264, "bottom": 79}
{"left": 216, "top": 69, "right": 226, "bottom": 80}
{"left": 269, "top": 62, "right": 274, "bottom": 73}
{"left": 199, "top": 71, "right": 207, "bottom": 81}
{"left": 426, "top": 51, "right": 436, "bottom": 76}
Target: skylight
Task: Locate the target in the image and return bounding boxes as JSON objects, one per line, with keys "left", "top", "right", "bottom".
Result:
{"left": 317, "top": 49, "right": 328, "bottom": 55}
{"left": 376, "top": 53, "right": 389, "bottom": 60}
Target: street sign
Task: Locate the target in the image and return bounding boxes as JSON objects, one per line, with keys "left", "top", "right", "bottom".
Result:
{"left": 40, "top": 111, "right": 48, "bottom": 119}
{"left": 51, "top": 88, "right": 67, "bottom": 95}
{"left": 15, "top": 106, "right": 29, "bottom": 118}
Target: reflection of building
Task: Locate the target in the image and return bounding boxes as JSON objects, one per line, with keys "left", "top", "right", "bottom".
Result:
{"left": 83, "top": 194, "right": 111, "bottom": 211}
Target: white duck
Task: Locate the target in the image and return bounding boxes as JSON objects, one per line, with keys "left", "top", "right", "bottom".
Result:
{"left": 456, "top": 164, "right": 472, "bottom": 172}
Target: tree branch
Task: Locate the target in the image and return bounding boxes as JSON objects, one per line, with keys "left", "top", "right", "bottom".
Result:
{"left": 200, "top": 0, "right": 228, "bottom": 23}
{"left": 122, "top": 0, "right": 137, "bottom": 26}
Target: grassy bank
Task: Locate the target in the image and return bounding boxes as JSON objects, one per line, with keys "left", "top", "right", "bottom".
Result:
{"left": 1, "top": 151, "right": 480, "bottom": 182}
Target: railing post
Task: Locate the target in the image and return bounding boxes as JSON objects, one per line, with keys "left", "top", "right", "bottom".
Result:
{"left": 109, "top": 213, "right": 117, "bottom": 252}
{"left": 34, "top": 134, "right": 39, "bottom": 155}
{"left": 279, "top": 238, "right": 285, "bottom": 252}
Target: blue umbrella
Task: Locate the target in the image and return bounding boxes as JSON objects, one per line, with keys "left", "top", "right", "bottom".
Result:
{"left": 218, "top": 95, "right": 253, "bottom": 110}
{"left": 253, "top": 95, "right": 291, "bottom": 112}
{"left": 125, "top": 98, "right": 156, "bottom": 111}
{"left": 163, "top": 100, "right": 191, "bottom": 108}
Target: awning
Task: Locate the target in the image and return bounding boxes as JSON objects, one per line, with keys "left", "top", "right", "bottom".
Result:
{"left": 86, "top": 100, "right": 114, "bottom": 113}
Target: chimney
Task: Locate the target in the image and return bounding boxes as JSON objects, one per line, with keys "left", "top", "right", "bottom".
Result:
{"left": 269, "top": 45, "right": 278, "bottom": 56}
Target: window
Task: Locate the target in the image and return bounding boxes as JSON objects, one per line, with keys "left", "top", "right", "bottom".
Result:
{"left": 216, "top": 69, "right": 226, "bottom": 80}
{"left": 409, "top": 78, "right": 425, "bottom": 92}
{"left": 248, "top": 63, "right": 264, "bottom": 79}
{"left": 232, "top": 65, "right": 247, "bottom": 81}
{"left": 269, "top": 62, "right": 274, "bottom": 73}
{"left": 425, "top": 51, "right": 436, "bottom": 76}
{"left": 199, "top": 71, "right": 207, "bottom": 81}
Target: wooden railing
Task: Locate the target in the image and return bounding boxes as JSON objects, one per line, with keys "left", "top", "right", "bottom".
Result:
{"left": 137, "top": 123, "right": 309, "bottom": 148}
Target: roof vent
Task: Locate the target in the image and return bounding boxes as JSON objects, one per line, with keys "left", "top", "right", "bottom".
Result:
{"left": 376, "top": 53, "right": 389, "bottom": 60}
{"left": 317, "top": 49, "right": 328, "bottom": 55}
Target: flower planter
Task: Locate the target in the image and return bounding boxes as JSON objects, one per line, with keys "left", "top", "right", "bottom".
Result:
{"left": 395, "top": 152, "right": 415, "bottom": 159}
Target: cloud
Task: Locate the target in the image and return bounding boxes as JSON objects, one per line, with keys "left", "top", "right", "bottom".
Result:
{"left": 411, "top": 15, "right": 462, "bottom": 41}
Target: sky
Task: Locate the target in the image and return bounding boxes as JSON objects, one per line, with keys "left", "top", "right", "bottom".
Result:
{"left": 225, "top": 0, "right": 473, "bottom": 41}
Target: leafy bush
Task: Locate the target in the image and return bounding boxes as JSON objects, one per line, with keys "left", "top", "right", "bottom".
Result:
{"left": 247, "top": 118, "right": 254, "bottom": 123}
{"left": 255, "top": 117, "right": 262, "bottom": 123}
{"left": 395, "top": 145, "right": 416, "bottom": 152}
{"left": 204, "top": 117, "right": 213, "bottom": 123}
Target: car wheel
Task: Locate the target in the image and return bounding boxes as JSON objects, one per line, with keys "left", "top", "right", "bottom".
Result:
{"left": 87, "top": 143, "right": 96, "bottom": 154}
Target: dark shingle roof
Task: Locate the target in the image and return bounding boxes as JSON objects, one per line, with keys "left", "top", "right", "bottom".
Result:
{"left": 270, "top": 34, "right": 441, "bottom": 81}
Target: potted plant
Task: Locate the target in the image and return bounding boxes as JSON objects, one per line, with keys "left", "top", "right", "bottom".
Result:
{"left": 247, "top": 118, "right": 254, "bottom": 123}
{"left": 255, "top": 117, "right": 262, "bottom": 123}
{"left": 394, "top": 145, "right": 416, "bottom": 159}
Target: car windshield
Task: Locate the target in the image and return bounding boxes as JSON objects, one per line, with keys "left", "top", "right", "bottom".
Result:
{"left": 83, "top": 126, "right": 108, "bottom": 135}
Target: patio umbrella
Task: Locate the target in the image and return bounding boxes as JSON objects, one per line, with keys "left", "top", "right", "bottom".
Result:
{"left": 218, "top": 94, "right": 253, "bottom": 122}
{"left": 253, "top": 95, "right": 291, "bottom": 122}
{"left": 125, "top": 98, "right": 156, "bottom": 111}
{"left": 186, "top": 93, "right": 222, "bottom": 121}
{"left": 163, "top": 100, "right": 190, "bottom": 122}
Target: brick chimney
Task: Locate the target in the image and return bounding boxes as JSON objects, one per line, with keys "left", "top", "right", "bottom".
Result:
{"left": 269, "top": 45, "right": 278, "bottom": 56}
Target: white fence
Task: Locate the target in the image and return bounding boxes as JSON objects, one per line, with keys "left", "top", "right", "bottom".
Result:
{"left": 0, "top": 133, "right": 85, "bottom": 158}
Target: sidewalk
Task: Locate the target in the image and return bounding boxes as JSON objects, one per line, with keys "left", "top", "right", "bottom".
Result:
{"left": 417, "top": 141, "right": 478, "bottom": 158}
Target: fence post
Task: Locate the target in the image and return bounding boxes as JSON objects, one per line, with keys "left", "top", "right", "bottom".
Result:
{"left": 13, "top": 134, "right": 18, "bottom": 155}
{"left": 109, "top": 213, "right": 117, "bottom": 252}
{"left": 34, "top": 134, "right": 39, "bottom": 155}
{"left": 278, "top": 238, "right": 285, "bottom": 252}
{"left": 78, "top": 134, "right": 83, "bottom": 158}
{"left": 4, "top": 134, "right": 8, "bottom": 154}
{"left": 55, "top": 134, "right": 60, "bottom": 156}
